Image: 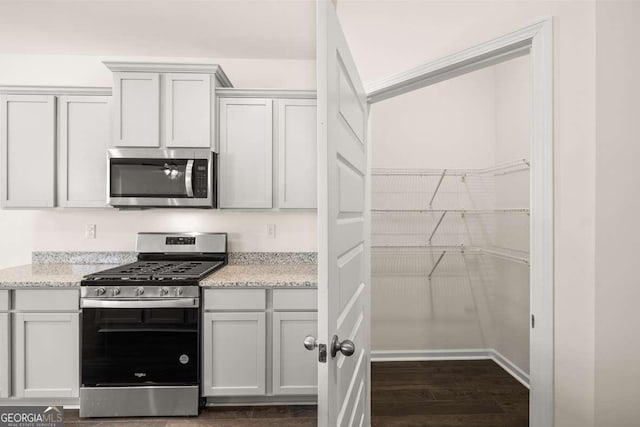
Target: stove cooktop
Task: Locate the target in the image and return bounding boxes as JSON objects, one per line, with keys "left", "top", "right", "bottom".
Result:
{"left": 82, "top": 260, "right": 224, "bottom": 283}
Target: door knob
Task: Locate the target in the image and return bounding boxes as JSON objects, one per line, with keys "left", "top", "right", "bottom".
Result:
{"left": 304, "top": 335, "right": 328, "bottom": 363}
{"left": 303, "top": 335, "right": 318, "bottom": 351}
{"left": 331, "top": 335, "right": 355, "bottom": 358}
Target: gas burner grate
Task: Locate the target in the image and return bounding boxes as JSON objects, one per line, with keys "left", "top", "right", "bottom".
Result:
{"left": 84, "top": 260, "right": 225, "bottom": 283}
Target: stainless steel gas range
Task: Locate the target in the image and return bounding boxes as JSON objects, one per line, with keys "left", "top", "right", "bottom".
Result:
{"left": 79, "top": 232, "right": 227, "bottom": 418}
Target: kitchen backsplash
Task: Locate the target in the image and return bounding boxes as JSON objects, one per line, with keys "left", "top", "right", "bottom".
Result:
{"left": 32, "top": 251, "right": 317, "bottom": 265}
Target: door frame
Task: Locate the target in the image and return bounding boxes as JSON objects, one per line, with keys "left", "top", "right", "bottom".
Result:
{"left": 364, "top": 19, "right": 554, "bottom": 427}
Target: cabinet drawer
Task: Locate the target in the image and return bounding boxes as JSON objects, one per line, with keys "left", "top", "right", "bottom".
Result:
{"left": 14, "top": 289, "right": 79, "bottom": 311}
{"left": 273, "top": 289, "right": 317, "bottom": 311}
{"left": 0, "top": 290, "right": 8, "bottom": 311}
{"left": 204, "top": 289, "right": 266, "bottom": 311}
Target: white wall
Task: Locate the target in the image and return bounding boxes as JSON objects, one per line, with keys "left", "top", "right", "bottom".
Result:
{"left": 0, "top": 54, "right": 317, "bottom": 269}
{"left": 370, "top": 66, "right": 497, "bottom": 352}
{"left": 370, "top": 55, "right": 531, "bottom": 379}
{"left": 595, "top": 2, "right": 640, "bottom": 426}
{"left": 339, "top": 2, "right": 596, "bottom": 425}
{"left": 371, "top": 65, "right": 496, "bottom": 169}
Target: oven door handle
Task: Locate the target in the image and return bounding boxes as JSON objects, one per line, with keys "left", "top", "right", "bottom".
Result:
{"left": 81, "top": 298, "right": 199, "bottom": 309}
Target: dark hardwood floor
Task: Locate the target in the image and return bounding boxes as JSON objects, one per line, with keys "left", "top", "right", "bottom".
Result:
{"left": 371, "top": 360, "right": 529, "bottom": 427}
{"left": 65, "top": 360, "right": 528, "bottom": 426}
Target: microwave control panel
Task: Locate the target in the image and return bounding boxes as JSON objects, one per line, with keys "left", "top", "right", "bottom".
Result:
{"left": 193, "top": 159, "right": 209, "bottom": 198}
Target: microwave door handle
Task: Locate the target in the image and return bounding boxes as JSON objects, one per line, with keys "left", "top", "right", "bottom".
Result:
{"left": 185, "top": 160, "right": 195, "bottom": 197}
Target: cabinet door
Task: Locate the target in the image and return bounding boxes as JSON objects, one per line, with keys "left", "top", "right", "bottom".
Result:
{"left": 272, "top": 312, "right": 318, "bottom": 395}
{"left": 202, "top": 312, "right": 266, "bottom": 396}
{"left": 0, "top": 313, "right": 9, "bottom": 398}
{"left": 277, "top": 99, "right": 317, "bottom": 209}
{"left": 112, "top": 72, "right": 160, "bottom": 147}
{"left": 218, "top": 98, "right": 273, "bottom": 208}
{"left": 13, "top": 312, "right": 79, "bottom": 398}
{"left": 58, "top": 95, "right": 110, "bottom": 207}
{"left": 0, "top": 94, "right": 55, "bottom": 208}
{"left": 164, "top": 73, "right": 212, "bottom": 148}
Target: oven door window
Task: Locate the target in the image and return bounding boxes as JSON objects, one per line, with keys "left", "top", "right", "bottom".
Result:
{"left": 110, "top": 159, "right": 191, "bottom": 198}
{"left": 82, "top": 308, "right": 198, "bottom": 386}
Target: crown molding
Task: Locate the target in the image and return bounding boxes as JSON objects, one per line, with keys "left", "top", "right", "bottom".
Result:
{"left": 215, "top": 88, "right": 316, "bottom": 99}
{"left": 102, "top": 61, "right": 233, "bottom": 87}
{"left": 0, "top": 86, "right": 112, "bottom": 96}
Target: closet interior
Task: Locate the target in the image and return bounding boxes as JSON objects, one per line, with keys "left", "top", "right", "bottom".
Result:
{"left": 370, "top": 54, "right": 531, "bottom": 384}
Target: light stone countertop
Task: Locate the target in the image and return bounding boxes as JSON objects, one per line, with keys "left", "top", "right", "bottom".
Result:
{"left": 0, "top": 264, "right": 117, "bottom": 289}
{"left": 0, "top": 263, "right": 317, "bottom": 289}
{"left": 200, "top": 264, "right": 317, "bottom": 288}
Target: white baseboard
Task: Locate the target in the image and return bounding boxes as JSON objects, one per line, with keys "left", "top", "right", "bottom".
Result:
{"left": 371, "top": 349, "right": 493, "bottom": 361}
{"left": 371, "top": 348, "right": 530, "bottom": 388}
{"left": 490, "top": 349, "right": 530, "bottom": 388}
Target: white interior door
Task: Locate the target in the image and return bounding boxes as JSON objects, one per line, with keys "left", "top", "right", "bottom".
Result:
{"left": 316, "top": 1, "right": 371, "bottom": 426}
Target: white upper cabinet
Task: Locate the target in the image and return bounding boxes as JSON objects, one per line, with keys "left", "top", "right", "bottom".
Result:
{"left": 218, "top": 98, "right": 273, "bottom": 208}
{"left": 58, "top": 95, "right": 110, "bottom": 207}
{"left": 0, "top": 94, "right": 56, "bottom": 208}
{"left": 164, "top": 73, "right": 212, "bottom": 148}
{"left": 112, "top": 72, "right": 160, "bottom": 147}
{"left": 277, "top": 99, "right": 317, "bottom": 209}
{"left": 216, "top": 90, "right": 317, "bottom": 210}
{"left": 104, "top": 62, "right": 232, "bottom": 150}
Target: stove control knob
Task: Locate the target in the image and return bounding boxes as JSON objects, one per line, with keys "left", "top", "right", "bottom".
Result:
{"left": 175, "top": 288, "right": 184, "bottom": 296}
{"left": 111, "top": 287, "right": 121, "bottom": 296}
{"left": 160, "top": 287, "right": 169, "bottom": 296}
{"left": 96, "top": 287, "right": 106, "bottom": 296}
{"left": 135, "top": 287, "right": 144, "bottom": 296}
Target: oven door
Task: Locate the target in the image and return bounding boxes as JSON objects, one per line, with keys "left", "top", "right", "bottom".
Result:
{"left": 81, "top": 298, "right": 199, "bottom": 387}
{"left": 107, "top": 148, "right": 215, "bottom": 208}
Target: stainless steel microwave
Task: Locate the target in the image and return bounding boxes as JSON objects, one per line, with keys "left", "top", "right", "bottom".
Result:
{"left": 107, "top": 149, "right": 216, "bottom": 208}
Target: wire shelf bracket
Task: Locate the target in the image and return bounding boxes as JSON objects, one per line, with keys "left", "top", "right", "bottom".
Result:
{"left": 428, "top": 250, "right": 447, "bottom": 280}
{"left": 428, "top": 169, "right": 447, "bottom": 207}
{"left": 428, "top": 211, "right": 447, "bottom": 244}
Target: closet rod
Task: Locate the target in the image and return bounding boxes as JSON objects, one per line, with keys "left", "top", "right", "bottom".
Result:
{"left": 371, "top": 245, "right": 530, "bottom": 265}
{"left": 463, "top": 158, "right": 530, "bottom": 176}
{"left": 371, "top": 208, "right": 530, "bottom": 214}
{"left": 473, "top": 247, "right": 530, "bottom": 265}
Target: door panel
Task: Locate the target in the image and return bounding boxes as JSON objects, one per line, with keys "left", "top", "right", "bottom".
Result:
{"left": 0, "top": 94, "right": 55, "bottom": 208}
{"left": 272, "top": 312, "right": 318, "bottom": 395}
{"left": 277, "top": 99, "right": 317, "bottom": 209}
{"left": 202, "top": 312, "right": 266, "bottom": 396}
{"left": 0, "top": 313, "right": 9, "bottom": 398}
{"left": 13, "top": 312, "right": 79, "bottom": 398}
{"left": 218, "top": 98, "right": 273, "bottom": 208}
{"left": 317, "top": 1, "right": 370, "bottom": 426}
{"left": 58, "top": 95, "right": 110, "bottom": 207}
{"left": 164, "top": 73, "right": 212, "bottom": 148}
{"left": 112, "top": 72, "right": 160, "bottom": 147}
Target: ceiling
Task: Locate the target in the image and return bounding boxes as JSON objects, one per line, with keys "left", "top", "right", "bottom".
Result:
{"left": 0, "top": 0, "right": 316, "bottom": 59}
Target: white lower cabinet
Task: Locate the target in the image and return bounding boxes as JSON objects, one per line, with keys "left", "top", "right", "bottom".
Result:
{"left": 203, "top": 311, "right": 266, "bottom": 396}
{"left": 0, "top": 289, "right": 80, "bottom": 401}
{"left": 272, "top": 312, "right": 318, "bottom": 395}
{"left": 0, "top": 312, "right": 9, "bottom": 399}
{"left": 202, "top": 288, "right": 318, "bottom": 399}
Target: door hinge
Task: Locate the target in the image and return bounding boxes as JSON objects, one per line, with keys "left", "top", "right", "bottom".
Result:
{"left": 318, "top": 344, "right": 327, "bottom": 363}
{"left": 531, "top": 314, "right": 535, "bottom": 328}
